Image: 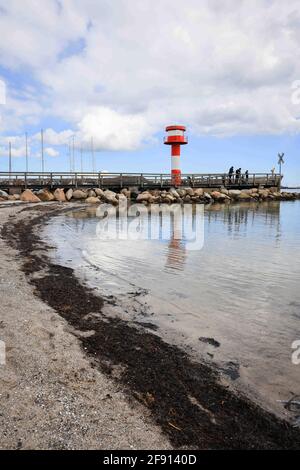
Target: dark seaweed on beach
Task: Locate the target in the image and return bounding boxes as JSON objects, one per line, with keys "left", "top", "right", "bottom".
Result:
{"left": 2, "top": 205, "right": 300, "bottom": 449}
{"left": 199, "top": 337, "right": 221, "bottom": 348}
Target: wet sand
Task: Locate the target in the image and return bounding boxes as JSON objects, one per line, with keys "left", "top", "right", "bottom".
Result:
{"left": 0, "top": 203, "right": 170, "bottom": 450}
{"left": 1, "top": 202, "right": 300, "bottom": 449}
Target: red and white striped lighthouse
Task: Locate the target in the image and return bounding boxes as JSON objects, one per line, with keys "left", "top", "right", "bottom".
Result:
{"left": 164, "top": 125, "right": 188, "bottom": 186}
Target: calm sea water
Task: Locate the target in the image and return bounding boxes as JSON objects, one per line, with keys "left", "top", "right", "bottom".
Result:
{"left": 44, "top": 200, "right": 300, "bottom": 418}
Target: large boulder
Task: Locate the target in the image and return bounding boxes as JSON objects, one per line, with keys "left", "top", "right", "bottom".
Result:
{"left": 169, "top": 188, "right": 180, "bottom": 198}
{"left": 8, "top": 194, "right": 20, "bottom": 201}
{"left": 136, "top": 191, "right": 152, "bottom": 202}
{"left": 186, "top": 188, "right": 194, "bottom": 196}
{"left": 237, "top": 192, "right": 252, "bottom": 200}
{"left": 88, "top": 189, "right": 96, "bottom": 198}
{"left": 204, "top": 192, "right": 212, "bottom": 200}
{"left": 241, "top": 189, "right": 253, "bottom": 195}
{"left": 220, "top": 188, "right": 229, "bottom": 195}
{"left": 20, "top": 189, "right": 41, "bottom": 203}
{"left": 73, "top": 189, "right": 88, "bottom": 200}
{"left": 211, "top": 191, "right": 228, "bottom": 201}
{"left": 258, "top": 189, "right": 269, "bottom": 195}
{"left": 85, "top": 196, "right": 100, "bottom": 204}
{"left": 103, "top": 190, "right": 118, "bottom": 205}
{"left": 37, "top": 189, "right": 55, "bottom": 202}
{"left": 281, "top": 192, "right": 295, "bottom": 200}
{"left": 164, "top": 194, "right": 175, "bottom": 202}
{"left": 53, "top": 188, "right": 66, "bottom": 202}
{"left": 258, "top": 189, "right": 270, "bottom": 199}
{"left": 95, "top": 188, "right": 105, "bottom": 198}
{"left": 177, "top": 189, "right": 186, "bottom": 197}
{"left": 65, "top": 188, "right": 73, "bottom": 201}
{"left": 0, "top": 190, "right": 8, "bottom": 200}
{"left": 121, "top": 188, "right": 131, "bottom": 199}
{"left": 228, "top": 190, "right": 241, "bottom": 198}
{"left": 194, "top": 188, "right": 204, "bottom": 197}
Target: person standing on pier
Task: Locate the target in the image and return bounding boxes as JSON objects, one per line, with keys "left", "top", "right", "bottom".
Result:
{"left": 228, "top": 166, "right": 234, "bottom": 183}
{"left": 235, "top": 168, "right": 241, "bottom": 184}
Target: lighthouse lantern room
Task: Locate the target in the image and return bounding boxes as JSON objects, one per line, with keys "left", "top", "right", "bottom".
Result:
{"left": 164, "top": 125, "right": 188, "bottom": 186}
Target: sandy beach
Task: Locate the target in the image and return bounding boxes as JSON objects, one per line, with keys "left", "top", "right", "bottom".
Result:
{"left": 0, "top": 202, "right": 170, "bottom": 450}
{"left": 1, "top": 202, "right": 300, "bottom": 450}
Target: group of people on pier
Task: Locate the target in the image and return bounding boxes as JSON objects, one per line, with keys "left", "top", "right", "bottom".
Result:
{"left": 228, "top": 166, "right": 249, "bottom": 184}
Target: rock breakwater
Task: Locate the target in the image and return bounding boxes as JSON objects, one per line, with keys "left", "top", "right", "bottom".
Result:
{"left": 0, "top": 186, "right": 299, "bottom": 205}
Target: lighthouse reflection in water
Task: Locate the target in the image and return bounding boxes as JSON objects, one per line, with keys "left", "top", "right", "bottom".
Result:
{"left": 44, "top": 200, "right": 300, "bottom": 419}
{"left": 91, "top": 202, "right": 205, "bottom": 270}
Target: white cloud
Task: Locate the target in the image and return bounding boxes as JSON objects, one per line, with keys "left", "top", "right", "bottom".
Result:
{"left": 45, "top": 146, "right": 59, "bottom": 157}
{"left": 0, "top": 144, "right": 25, "bottom": 158}
{"left": 78, "top": 107, "right": 154, "bottom": 150}
{"left": 1, "top": 0, "right": 300, "bottom": 148}
{"left": 0, "top": 0, "right": 86, "bottom": 69}
{"left": 32, "top": 128, "right": 74, "bottom": 146}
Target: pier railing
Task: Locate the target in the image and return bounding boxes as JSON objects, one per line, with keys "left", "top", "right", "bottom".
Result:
{"left": 0, "top": 172, "right": 281, "bottom": 190}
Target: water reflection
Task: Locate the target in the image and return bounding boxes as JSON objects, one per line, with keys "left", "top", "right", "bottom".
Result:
{"left": 45, "top": 200, "right": 300, "bottom": 417}
{"left": 206, "top": 201, "right": 281, "bottom": 233}
{"left": 165, "top": 212, "right": 186, "bottom": 272}
{"left": 67, "top": 200, "right": 281, "bottom": 234}
{"left": 164, "top": 202, "right": 283, "bottom": 271}
{"left": 64, "top": 201, "right": 283, "bottom": 270}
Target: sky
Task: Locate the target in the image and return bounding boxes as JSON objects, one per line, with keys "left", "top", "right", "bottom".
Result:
{"left": 0, "top": 0, "right": 300, "bottom": 185}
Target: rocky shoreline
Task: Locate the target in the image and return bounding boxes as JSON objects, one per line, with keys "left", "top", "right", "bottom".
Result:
{"left": 0, "top": 186, "right": 299, "bottom": 205}
{"left": 1, "top": 203, "right": 300, "bottom": 449}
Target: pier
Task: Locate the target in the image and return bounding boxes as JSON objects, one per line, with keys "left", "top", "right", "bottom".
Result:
{"left": 0, "top": 171, "right": 281, "bottom": 192}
